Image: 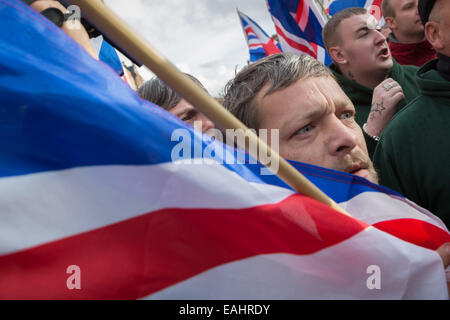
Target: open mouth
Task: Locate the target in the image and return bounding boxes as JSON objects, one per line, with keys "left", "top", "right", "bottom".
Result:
{"left": 378, "top": 47, "right": 389, "bottom": 58}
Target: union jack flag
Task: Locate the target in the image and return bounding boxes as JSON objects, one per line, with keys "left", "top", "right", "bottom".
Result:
{"left": 1, "top": 0, "right": 449, "bottom": 300}
{"left": 267, "top": 0, "right": 332, "bottom": 66}
{"left": 237, "top": 9, "right": 281, "bottom": 63}
{"left": 328, "top": 0, "right": 384, "bottom": 21}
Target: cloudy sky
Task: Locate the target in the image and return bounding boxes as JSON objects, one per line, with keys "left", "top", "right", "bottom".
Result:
{"left": 106, "top": 0, "right": 276, "bottom": 97}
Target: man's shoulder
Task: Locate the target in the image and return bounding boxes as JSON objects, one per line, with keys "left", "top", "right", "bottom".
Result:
{"left": 392, "top": 60, "right": 419, "bottom": 76}
{"left": 383, "top": 96, "right": 431, "bottom": 134}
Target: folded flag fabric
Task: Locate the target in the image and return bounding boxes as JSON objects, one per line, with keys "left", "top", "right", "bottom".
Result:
{"left": 90, "top": 35, "right": 124, "bottom": 76}
{"left": 237, "top": 9, "right": 281, "bottom": 63}
{"left": 267, "top": 0, "right": 332, "bottom": 66}
{"left": 0, "top": 0, "right": 448, "bottom": 299}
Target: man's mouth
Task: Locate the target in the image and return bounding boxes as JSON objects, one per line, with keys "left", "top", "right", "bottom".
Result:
{"left": 345, "top": 163, "right": 369, "bottom": 175}
{"left": 377, "top": 47, "right": 390, "bottom": 58}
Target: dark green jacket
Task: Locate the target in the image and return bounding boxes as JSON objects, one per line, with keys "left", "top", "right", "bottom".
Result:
{"left": 329, "top": 60, "right": 420, "bottom": 158}
{"left": 373, "top": 60, "right": 450, "bottom": 227}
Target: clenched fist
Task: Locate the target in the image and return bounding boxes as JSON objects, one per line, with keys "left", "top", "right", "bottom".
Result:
{"left": 364, "top": 78, "right": 404, "bottom": 138}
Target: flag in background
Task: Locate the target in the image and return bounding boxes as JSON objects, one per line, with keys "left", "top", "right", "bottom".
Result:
{"left": 91, "top": 35, "right": 124, "bottom": 76}
{"left": 328, "top": 0, "right": 384, "bottom": 21}
{"left": 0, "top": 0, "right": 449, "bottom": 299}
{"left": 237, "top": 9, "right": 281, "bottom": 63}
{"left": 267, "top": 0, "right": 332, "bottom": 66}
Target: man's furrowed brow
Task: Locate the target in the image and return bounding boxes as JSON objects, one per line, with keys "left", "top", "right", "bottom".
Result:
{"left": 355, "top": 26, "right": 369, "bottom": 34}
{"left": 285, "top": 108, "right": 326, "bottom": 129}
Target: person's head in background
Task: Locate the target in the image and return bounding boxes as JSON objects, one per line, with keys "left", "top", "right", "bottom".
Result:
{"left": 138, "top": 74, "right": 215, "bottom": 134}
{"left": 382, "top": 0, "right": 424, "bottom": 43}
{"left": 420, "top": 0, "right": 450, "bottom": 56}
{"left": 323, "top": 7, "right": 392, "bottom": 89}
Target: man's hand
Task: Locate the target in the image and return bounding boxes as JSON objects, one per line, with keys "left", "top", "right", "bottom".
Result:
{"left": 365, "top": 78, "right": 404, "bottom": 137}
{"left": 30, "top": 0, "right": 98, "bottom": 60}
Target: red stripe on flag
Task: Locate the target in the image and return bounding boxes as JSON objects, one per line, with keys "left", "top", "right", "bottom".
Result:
{"left": 275, "top": 25, "right": 317, "bottom": 58}
{"left": 373, "top": 219, "right": 450, "bottom": 251}
{"left": 262, "top": 38, "right": 281, "bottom": 55}
{"left": 0, "top": 194, "right": 367, "bottom": 299}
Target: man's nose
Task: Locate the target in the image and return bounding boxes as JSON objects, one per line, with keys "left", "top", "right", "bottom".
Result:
{"left": 374, "top": 28, "right": 387, "bottom": 45}
{"left": 199, "top": 114, "right": 215, "bottom": 133}
{"left": 328, "top": 118, "right": 358, "bottom": 156}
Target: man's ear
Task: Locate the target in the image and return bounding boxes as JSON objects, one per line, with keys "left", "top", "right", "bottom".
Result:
{"left": 384, "top": 16, "right": 396, "bottom": 31}
{"left": 425, "top": 21, "right": 443, "bottom": 51}
{"left": 329, "top": 46, "right": 347, "bottom": 65}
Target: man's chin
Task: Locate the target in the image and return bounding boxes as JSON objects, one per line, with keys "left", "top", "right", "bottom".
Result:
{"left": 352, "top": 168, "right": 378, "bottom": 184}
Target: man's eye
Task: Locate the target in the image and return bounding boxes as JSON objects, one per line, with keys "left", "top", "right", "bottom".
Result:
{"left": 340, "top": 112, "right": 353, "bottom": 120}
{"left": 298, "top": 124, "right": 313, "bottom": 135}
{"left": 181, "top": 112, "right": 195, "bottom": 122}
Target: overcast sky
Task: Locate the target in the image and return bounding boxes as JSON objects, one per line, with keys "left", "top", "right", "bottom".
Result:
{"left": 105, "top": 0, "right": 276, "bottom": 97}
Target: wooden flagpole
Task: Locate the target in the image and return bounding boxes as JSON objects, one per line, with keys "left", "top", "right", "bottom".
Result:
{"left": 66, "top": 0, "right": 349, "bottom": 216}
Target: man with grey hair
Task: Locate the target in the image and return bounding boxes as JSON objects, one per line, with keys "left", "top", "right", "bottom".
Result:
{"left": 223, "top": 52, "right": 378, "bottom": 184}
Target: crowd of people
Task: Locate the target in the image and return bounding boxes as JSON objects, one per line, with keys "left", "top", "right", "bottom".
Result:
{"left": 25, "top": 0, "right": 450, "bottom": 288}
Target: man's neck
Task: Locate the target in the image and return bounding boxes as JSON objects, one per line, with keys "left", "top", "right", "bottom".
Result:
{"left": 437, "top": 53, "right": 450, "bottom": 82}
{"left": 341, "top": 67, "right": 389, "bottom": 89}
{"left": 391, "top": 31, "right": 426, "bottom": 44}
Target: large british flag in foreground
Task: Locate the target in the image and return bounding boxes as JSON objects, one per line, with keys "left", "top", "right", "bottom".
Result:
{"left": 267, "top": 0, "right": 332, "bottom": 65}
{"left": 0, "top": 0, "right": 449, "bottom": 299}
{"left": 237, "top": 9, "right": 281, "bottom": 63}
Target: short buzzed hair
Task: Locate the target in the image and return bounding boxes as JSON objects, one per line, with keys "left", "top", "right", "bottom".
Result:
{"left": 138, "top": 73, "right": 207, "bottom": 111}
{"left": 322, "top": 7, "right": 368, "bottom": 54}
{"left": 223, "top": 53, "right": 333, "bottom": 131}
{"left": 381, "top": 0, "right": 396, "bottom": 18}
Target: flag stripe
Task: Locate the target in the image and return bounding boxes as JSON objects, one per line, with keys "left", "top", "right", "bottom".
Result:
{"left": 2, "top": 162, "right": 446, "bottom": 257}
{"left": 0, "top": 163, "right": 294, "bottom": 256}
{"left": 373, "top": 219, "right": 450, "bottom": 251}
{"left": 145, "top": 230, "right": 447, "bottom": 300}
{"left": 0, "top": 195, "right": 368, "bottom": 299}
{"left": 275, "top": 25, "right": 317, "bottom": 57}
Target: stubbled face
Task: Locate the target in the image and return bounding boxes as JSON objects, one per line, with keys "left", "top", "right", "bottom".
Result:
{"left": 390, "top": 0, "right": 424, "bottom": 39}
{"left": 170, "top": 99, "right": 215, "bottom": 134}
{"left": 256, "top": 76, "right": 378, "bottom": 183}
{"left": 338, "top": 14, "right": 393, "bottom": 77}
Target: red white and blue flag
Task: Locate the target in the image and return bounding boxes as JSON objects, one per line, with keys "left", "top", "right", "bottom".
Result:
{"left": 237, "top": 9, "right": 281, "bottom": 63}
{"left": 267, "top": 0, "right": 332, "bottom": 66}
{"left": 0, "top": 0, "right": 449, "bottom": 299}
{"left": 328, "top": 0, "right": 384, "bottom": 21}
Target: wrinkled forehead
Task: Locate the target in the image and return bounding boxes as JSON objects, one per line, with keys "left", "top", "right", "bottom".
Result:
{"left": 257, "top": 76, "right": 353, "bottom": 120}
